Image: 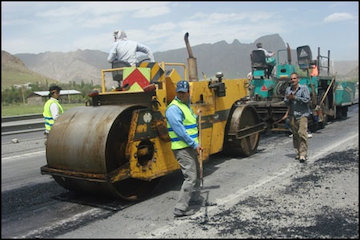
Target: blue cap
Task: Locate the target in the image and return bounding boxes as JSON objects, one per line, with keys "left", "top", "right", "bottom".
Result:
{"left": 176, "top": 80, "right": 190, "bottom": 92}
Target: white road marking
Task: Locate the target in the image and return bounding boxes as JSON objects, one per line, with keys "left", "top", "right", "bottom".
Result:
{"left": 17, "top": 208, "right": 103, "bottom": 238}
{"left": 2, "top": 150, "right": 45, "bottom": 163}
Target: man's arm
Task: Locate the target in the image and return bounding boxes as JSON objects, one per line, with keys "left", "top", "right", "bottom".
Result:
{"left": 284, "top": 88, "right": 291, "bottom": 105}
{"left": 136, "top": 43, "right": 155, "bottom": 62}
{"left": 49, "top": 102, "right": 60, "bottom": 120}
{"left": 107, "top": 43, "right": 118, "bottom": 63}
{"left": 166, "top": 105, "right": 198, "bottom": 149}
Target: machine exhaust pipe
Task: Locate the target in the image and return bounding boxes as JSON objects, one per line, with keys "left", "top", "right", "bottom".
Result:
{"left": 286, "top": 43, "right": 292, "bottom": 64}
{"left": 184, "top": 32, "right": 199, "bottom": 82}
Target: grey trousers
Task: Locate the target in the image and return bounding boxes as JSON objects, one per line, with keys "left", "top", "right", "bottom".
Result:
{"left": 173, "top": 147, "right": 201, "bottom": 211}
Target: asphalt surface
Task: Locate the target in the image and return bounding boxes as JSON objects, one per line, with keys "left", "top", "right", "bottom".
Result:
{"left": 162, "top": 149, "right": 359, "bottom": 238}
{"left": 2, "top": 104, "right": 358, "bottom": 239}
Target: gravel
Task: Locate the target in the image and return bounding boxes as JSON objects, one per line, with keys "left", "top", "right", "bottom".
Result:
{"left": 158, "top": 148, "right": 359, "bottom": 238}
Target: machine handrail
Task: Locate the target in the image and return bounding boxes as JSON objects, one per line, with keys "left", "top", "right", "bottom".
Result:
{"left": 162, "top": 62, "right": 188, "bottom": 81}
{"left": 317, "top": 47, "right": 331, "bottom": 76}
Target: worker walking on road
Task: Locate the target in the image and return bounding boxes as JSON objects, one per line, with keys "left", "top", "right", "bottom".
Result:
{"left": 166, "top": 80, "right": 202, "bottom": 217}
{"left": 43, "top": 85, "right": 63, "bottom": 145}
{"left": 283, "top": 73, "right": 311, "bottom": 162}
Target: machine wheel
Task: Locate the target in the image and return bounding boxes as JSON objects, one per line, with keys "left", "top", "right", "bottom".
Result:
{"left": 318, "top": 113, "right": 328, "bottom": 129}
{"left": 224, "top": 105, "right": 261, "bottom": 157}
{"left": 53, "top": 175, "right": 160, "bottom": 201}
{"left": 111, "top": 178, "right": 161, "bottom": 201}
{"left": 336, "top": 106, "right": 348, "bottom": 120}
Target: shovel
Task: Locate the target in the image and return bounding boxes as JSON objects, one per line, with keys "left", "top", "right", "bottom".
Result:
{"left": 197, "top": 109, "right": 204, "bottom": 188}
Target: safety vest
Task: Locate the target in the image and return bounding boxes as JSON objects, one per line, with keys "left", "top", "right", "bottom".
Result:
{"left": 310, "top": 65, "right": 318, "bottom": 76}
{"left": 43, "top": 98, "right": 64, "bottom": 132}
{"left": 166, "top": 99, "right": 198, "bottom": 150}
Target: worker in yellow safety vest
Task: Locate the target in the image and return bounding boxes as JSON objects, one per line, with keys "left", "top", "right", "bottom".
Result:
{"left": 165, "top": 80, "right": 202, "bottom": 217}
{"left": 43, "top": 85, "right": 63, "bottom": 144}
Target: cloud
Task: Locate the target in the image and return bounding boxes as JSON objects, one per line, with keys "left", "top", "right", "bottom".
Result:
{"left": 323, "top": 12, "right": 355, "bottom": 23}
{"left": 80, "top": 14, "right": 123, "bottom": 28}
{"left": 189, "top": 11, "right": 275, "bottom": 23}
{"left": 36, "top": 2, "right": 170, "bottom": 17}
{"left": 146, "top": 11, "right": 285, "bottom": 52}
{"left": 149, "top": 22, "right": 176, "bottom": 32}
{"left": 132, "top": 5, "right": 171, "bottom": 18}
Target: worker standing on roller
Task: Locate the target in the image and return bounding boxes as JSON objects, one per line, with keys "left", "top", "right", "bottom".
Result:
{"left": 256, "top": 42, "right": 275, "bottom": 77}
{"left": 166, "top": 80, "right": 202, "bottom": 217}
{"left": 107, "top": 30, "right": 155, "bottom": 87}
{"left": 107, "top": 30, "right": 155, "bottom": 67}
{"left": 43, "top": 85, "right": 63, "bottom": 145}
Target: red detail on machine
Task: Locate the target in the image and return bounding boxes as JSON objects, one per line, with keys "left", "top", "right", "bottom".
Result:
{"left": 261, "top": 85, "right": 268, "bottom": 91}
{"left": 122, "top": 69, "right": 150, "bottom": 89}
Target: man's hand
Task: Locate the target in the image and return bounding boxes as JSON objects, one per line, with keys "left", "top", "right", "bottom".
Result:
{"left": 196, "top": 145, "right": 203, "bottom": 155}
{"left": 287, "top": 93, "right": 295, "bottom": 100}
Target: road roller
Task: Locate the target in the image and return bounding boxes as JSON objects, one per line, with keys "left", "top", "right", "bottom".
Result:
{"left": 40, "top": 33, "right": 265, "bottom": 201}
{"left": 248, "top": 43, "right": 356, "bottom": 132}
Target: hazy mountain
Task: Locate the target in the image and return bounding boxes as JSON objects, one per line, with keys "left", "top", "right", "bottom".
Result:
{"left": 154, "top": 34, "right": 287, "bottom": 79}
{"left": 7, "top": 34, "right": 359, "bottom": 87}
{"left": 333, "top": 61, "right": 359, "bottom": 81}
{"left": 1, "top": 50, "right": 59, "bottom": 90}
{"left": 15, "top": 49, "right": 109, "bottom": 86}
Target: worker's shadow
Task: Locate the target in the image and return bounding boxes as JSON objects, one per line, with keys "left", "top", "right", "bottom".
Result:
{"left": 151, "top": 151, "right": 234, "bottom": 199}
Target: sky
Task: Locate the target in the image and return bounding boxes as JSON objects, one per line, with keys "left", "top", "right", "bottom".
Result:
{"left": 1, "top": 1, "right": 359, "bottom": 61}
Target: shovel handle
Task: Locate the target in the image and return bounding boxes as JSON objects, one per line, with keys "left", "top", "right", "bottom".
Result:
{"left": 197, "top": 109, "right": 203, "bottom": 186}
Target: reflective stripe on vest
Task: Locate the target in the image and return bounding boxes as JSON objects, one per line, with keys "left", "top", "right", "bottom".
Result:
{"left": 43, "top": 99, "right": 63, "bottom": 131}
{"left": 166, "top": 99, "right": 198, "bottom": 150}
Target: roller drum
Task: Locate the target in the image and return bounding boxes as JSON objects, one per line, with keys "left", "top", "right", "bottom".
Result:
{"left": 45, "top": 104, "right": 155, "bottom": 200}
{"left": 46, "top": 105, "right": 135, "bottom": 172}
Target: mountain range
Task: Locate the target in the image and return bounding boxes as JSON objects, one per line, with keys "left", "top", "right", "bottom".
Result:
{"left": 1, "top": 50, "right": 59, "bottom": 89}
{"left": 2, "top": 34, "right": 358, "bottom": 90}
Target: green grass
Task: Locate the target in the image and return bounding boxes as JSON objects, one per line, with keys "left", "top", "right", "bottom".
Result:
{"left": 1, "top": 68, "right": 60, "bottom": 90}
{"left": 1, "top": 103, "right": 85, "bottom": 117}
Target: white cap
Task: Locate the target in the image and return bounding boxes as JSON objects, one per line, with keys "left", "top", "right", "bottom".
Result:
{"left": 114, "top": 30, "right": 127, "bottom": 40}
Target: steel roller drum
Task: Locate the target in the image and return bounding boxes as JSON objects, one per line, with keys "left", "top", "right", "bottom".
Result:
{"left": 45, "top": 104, "right": 145, "bottom": 199}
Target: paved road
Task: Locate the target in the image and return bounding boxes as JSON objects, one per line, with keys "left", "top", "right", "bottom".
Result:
{"left": 1, "top": 104, "right": 358, "bottom": 238}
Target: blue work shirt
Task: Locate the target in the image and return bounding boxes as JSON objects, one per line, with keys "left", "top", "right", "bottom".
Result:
{"left": 165, "top": 97, "right": 199, "bottom": 149}
{"left": 284, "top": 84, "right": 311, "bottom": 119}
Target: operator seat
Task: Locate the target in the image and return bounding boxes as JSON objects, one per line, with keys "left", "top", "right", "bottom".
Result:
{"left": 251, "top": 50, "right": 271, "bottom": 78}
{"left": 112, "top": 60, "right": 131, "bottom": 83}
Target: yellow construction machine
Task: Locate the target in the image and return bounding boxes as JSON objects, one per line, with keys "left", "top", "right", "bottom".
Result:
{"left": 40, "top": 33, "right": 265, "bottom": 200}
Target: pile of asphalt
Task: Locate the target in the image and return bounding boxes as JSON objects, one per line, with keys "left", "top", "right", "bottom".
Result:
{"left": 193, "top": 148, "right": 359, "bottom": 238}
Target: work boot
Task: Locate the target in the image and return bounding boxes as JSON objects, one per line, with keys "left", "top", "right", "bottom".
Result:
{"left": 295, "top": 149, "right": 300, "bottom": 160}
{"left": 299, "top": 155, "right": 308, "bottom": 163}
{"left": 189, "top": 195, "right": 204, "bottom": 206}
{"left": 204, "top": 201, "right": 217, "bottom": 206}
{"left": 173, "top": 208, "right": 196, "bottom": 217}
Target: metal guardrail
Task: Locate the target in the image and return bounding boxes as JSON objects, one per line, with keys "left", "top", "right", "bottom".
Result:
{"left": 1, "top": 114, "right": 44, "bottom": 135}
{"left": 2, "top": 113, "right": 43, "bottom": 122}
